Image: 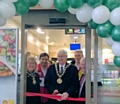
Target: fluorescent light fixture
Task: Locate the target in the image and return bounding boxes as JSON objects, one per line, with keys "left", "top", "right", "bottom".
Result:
{"left": 46, "top": 36, "right": 50, "bottom": 39}
{"left": 74, "top": 36, "right": 78, "bottom": 39}
{"left": 37, "top": 28, "right": 41, "bottom": 33}
{"left": 51, "top": 42, "right": 54, "bottom": 45}
{"left": 36, "top": 27, "right": 45, "bottom": 34}
{"left": 40, "top": 31, "right": 45, "bottom": 34}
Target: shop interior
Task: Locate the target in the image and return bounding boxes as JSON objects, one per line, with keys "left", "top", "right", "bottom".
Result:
{"left": 4, "top": 15, "right": 120, "bottom": 86}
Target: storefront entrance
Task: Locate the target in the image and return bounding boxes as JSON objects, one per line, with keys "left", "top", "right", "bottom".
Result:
{"left": 20, "top": 10, "right": 117, "bottom": 104}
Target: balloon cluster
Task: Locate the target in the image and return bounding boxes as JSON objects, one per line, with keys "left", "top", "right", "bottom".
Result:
{"left": 53, "top": 0, "right": 120, "bottom": 67}
{"left": 0, "top": 0, "right": 120, "bottom": 67}
{"left": 0, "top": 0, "right": 39, "bottom": 26}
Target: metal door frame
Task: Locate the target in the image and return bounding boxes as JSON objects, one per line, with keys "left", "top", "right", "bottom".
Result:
{"left": 20, "top": 10, "right": 98, "bottom": 104}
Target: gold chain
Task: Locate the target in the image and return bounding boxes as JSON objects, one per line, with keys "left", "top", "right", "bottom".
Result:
{"left": 27, "top": 72, "right": 36, "bottom": 84}
{"left": 55, "top": 63, "right": 71, "bottom": 78}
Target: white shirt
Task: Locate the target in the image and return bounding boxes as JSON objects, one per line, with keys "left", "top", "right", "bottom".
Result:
{"left": 75, "top": 63, "right": 80, "bottom": 70}
{"left": 59, "top": 64, "right": 65, "bottom": 73}
{"left": 41, "top": 67, "right": 47, "bottom": 77}
{"left": 40, "top": 67, "right": 47, "bottom": 86}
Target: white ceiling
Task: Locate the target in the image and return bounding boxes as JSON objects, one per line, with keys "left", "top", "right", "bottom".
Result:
{"left": 4, "top": 16, "right": 85, "bottom": 47}
{"left": 29, "top": 29, "right": 85, "bottom": 46}
{"left": 2, "top": 15, "right": 109, "bottom": 50}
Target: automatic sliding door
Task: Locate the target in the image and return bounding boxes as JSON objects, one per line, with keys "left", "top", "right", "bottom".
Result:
{"left": 93, "top": 30, "right": 120, "bottom": 104}
{"left": 96, "top": 35, "right": 120, "bottom": 104}
{"left": 85, "top": 26, "right": 92, "bottom": 104}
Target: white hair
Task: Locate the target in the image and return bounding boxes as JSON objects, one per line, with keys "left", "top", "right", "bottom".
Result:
{"left": 57, "top": 49, "right": 67, "bottom": 56}
{"left": 80, "top": 58, "right": 85, "bottom": 63}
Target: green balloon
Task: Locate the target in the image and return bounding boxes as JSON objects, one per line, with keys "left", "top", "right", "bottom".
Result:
{"left": 54, "top": 0, "right": 69, "bottom": 12}
{"left": 86, "top": 0, "right": 103, "bottom": 7}
{"left": 96, "top": 21, "right": 114, "bottom": 38}
{"left": 14, "top": 0, "right": 29, "bottom": 15}
{"left": 83, "top": 0, "right": 86, "bottom": 2}
{"left": 68, "top": 0, "right": 84, "bottom": 8}
{"left": 114, "top": 56, "right": 120, "bottom": 67}
{"left": 111, "top": 26, "right": 120, "bottom": 42}
{"left": 88, "top": 20, "right": 98, "bottom": 29}
{"left": 103, "top": 0, "right": 120, "bottom": 11}
{"left": 23, "top": 0, "right": 39, "bottom": 7}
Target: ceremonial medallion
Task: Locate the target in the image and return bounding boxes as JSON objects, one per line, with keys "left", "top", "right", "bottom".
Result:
{"left": 57, "top": 78, "right": 62, "bottom": 84}
{"left": 33, "top": 77, "right": 36, "bottom": 84}
{"left": 27, "top": 72, "right": 36, "bottom": 85}
{"left": 55, "top": 63, "right": 71, "bottom": 84}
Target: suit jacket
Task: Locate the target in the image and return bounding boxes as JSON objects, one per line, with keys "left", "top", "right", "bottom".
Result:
{"left": 79, "top": 74, "right": 102, "bottom": 104}
{"left": 45, "top": 63, "right": 79, "bottom": 104}
{"left": 26, "top": 72, "right": 41, "bottom": 104}
{"left": 71, "top": 60, "right": 75, "bottom": 65}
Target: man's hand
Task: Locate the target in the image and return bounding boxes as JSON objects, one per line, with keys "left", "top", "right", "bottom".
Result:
{"left": 53, "top": 89, "right": 58, "bottom": 95}
{"left": 61, "top": 92, "right": 69, "bottom": 101}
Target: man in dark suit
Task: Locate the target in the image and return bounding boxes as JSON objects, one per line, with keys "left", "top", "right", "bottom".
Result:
{"left": 45, "top": 49, "right": 79, "bottom": 104}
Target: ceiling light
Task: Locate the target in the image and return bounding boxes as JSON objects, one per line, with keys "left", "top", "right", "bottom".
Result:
{"left": 51, "top": 42, "right": 54, "bottom": 45}
{"left": 46, "top": 36, "right": 50, "bottom": 39}
{"left": 74, "top": 36, "right": 78, "bottom": 39}
{"left": 36, "top": 28, "right": 41, "bottom": 33}
{"left": 36, "top": 27, "right": 45, "bottom": 34}
{"left": 40, "top": 31, "right": 45, "bottom": 34}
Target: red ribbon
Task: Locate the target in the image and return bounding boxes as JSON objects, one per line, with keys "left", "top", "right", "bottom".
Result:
{"left": 26, "top": 92, "right": 85, "bottom": 102}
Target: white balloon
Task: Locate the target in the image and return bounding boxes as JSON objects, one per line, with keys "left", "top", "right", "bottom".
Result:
{"left": 39, "top": 0, "right": 53, "bottom": 9}
{"left": 104, "top": 36, "right": 114, "bottom": 46}
{"left": 0, "top": 17, "right": 7, "bottom": 26}
{"left": 112, "top": 42, "right": 120, "bottom": 56}
{"left": 92, "top": 5, "right": 110, "bottom": 24}
{"left": 3, "top": 0, "right": 18, "bottom": 2}
{"left": 68, "top": 7, "right": 77, "bottom": 14}
{"left": 110, "top": 7, "right": 120, "bottom": 26}
{"left": 0, "top": 1, "right": 16, "bottom": 18}
{"left": 76, "top": 3, "right": 93, "bottom": 23}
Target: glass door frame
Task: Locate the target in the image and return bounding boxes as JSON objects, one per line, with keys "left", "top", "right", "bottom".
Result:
{"left": 85, "top": 28, "right": 98, "bottom": 104}
{"left": 20, "top": 10, "right": 98, "bottom": 104}
{"left": 85, "top": 25, "right": 92, "bottom": 104}
{"left": 20, "top": 26, "right": 98, "bottom": 104}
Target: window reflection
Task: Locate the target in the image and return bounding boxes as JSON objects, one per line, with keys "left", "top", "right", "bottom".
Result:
{"left": 97, "top": 37, "right": 120, "bottom": 104}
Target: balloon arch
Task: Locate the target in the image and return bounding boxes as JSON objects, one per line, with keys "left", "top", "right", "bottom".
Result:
{"left": 1, "top": 0, "right": 120, "bottom": 67}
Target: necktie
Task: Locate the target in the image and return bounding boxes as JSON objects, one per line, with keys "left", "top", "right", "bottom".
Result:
{"left": 60, "top": 67, "right": 63, "bottom": 74}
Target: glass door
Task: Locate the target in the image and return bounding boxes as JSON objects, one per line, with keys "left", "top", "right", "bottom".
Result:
{"left": 85, "top": 26, "right": 92, "bottom": 104}
{"left": 91, "top": 30, "right": 120, "bottom": 104}
{"left": 85, "top": 29, "right": 103, "bottom": 104}
{"left": 97, "top": 36, "right": 120, "bottom": 104}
